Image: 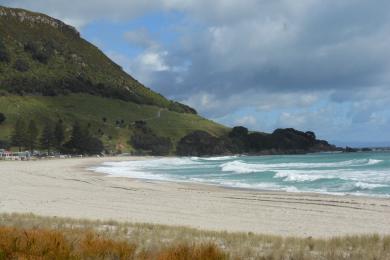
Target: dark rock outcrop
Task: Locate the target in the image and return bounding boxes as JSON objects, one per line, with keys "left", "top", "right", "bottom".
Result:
{"left": 176, "top": 131, "right": 230, "bottom": 156}
{"left": 176, "top": 127, "right": 337, "bottom": 156}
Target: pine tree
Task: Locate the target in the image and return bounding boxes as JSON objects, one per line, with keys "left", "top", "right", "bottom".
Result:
{"left": 11, "top": 119, "right": 27, "bottom": 152}
{"left": 54, "top": 120, "right": 65, "bottom": 150}
{"left": 63, "top": 121, "right": 104, "bottom": 155}
{"left": 26, "top": 120, "right": 39, "bottom": 152}
{"left": 0, "top": 113, "right": 6, "bottom": 124}
{"left": 65, "top": 121, "right": 84, "bottom": 154}
{"left": 40, "top": 122, "right": 55, "bottom": 154}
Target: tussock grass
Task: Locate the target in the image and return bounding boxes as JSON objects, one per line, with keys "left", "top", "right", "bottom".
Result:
{"left": 1, "top": 213, "right": 390, "bottom": 259}
{"left": 0, "top": 226, "right": 226, "bottom": 260}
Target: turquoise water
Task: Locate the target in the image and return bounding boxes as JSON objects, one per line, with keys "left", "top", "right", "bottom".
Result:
{"left": 93, "top": 152, "right": 390, "bottom": 197}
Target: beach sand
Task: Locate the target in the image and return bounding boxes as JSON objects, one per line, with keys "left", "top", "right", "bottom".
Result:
{"left": 1, "top": 157, "right": 390, "bottom": 237}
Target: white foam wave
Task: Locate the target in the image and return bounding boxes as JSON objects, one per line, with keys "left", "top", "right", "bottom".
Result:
{"left": 220, "top": 158, "right": 384, "bottom": 174}
{"left": 367, "top": 159, "right": 383, "bottom": 165}
{"left": 274, "top": 171, "right": 335, "bottom": 182}
{"left": 92, "top": 157, "right": 204, "bottom": 180}
{"left": 220, "top": 160, "right": 268, "bottom": 174}
{"left": 354, "top": 182, "right": 388, "bottom": 190}
{"left": 200, "top": 155, "right": 239, "bottom": 161}
{"left": 273, "top": 169, "right": 390, "bottom": 184}
{"left": 92, "top": 165, "right": 170, "bottom": 181}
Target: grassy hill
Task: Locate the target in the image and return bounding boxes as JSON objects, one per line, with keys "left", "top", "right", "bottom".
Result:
{"left": 0, "top": 6, "right": 195, "bottom": 113}
{"left": 0, "top": 6, "right": 227, "bottom": 153}
{"left": 0, "top": 94, "right": 226, "bottom": 153}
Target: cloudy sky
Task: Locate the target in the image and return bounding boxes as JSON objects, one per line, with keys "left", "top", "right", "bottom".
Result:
{"left": 3, "top": 0, "right": 390, "bottom": 146}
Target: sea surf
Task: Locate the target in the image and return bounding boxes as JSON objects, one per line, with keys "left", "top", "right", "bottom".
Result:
{"left": 92, "top": 152, "right": 390, "bottom": 197}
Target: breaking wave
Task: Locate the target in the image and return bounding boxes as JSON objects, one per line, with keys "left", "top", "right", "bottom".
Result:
{"left": 91, "top": 153, "right": 390, "bottom": 197}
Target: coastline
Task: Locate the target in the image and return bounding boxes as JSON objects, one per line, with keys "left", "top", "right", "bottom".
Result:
{"left": 1, "top": 157, "right": 390, "bottom": 237}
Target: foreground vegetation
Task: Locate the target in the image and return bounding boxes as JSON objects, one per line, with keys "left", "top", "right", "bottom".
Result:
{"left": 0, "top": 213, "right": 389, "bottom": 259}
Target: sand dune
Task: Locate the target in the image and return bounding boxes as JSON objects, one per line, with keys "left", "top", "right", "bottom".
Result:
{"left": 1, "top": 157, "right": 390, "bottom": 237}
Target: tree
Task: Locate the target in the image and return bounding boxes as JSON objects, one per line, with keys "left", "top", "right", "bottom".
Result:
{"left": 0, "top": 39, "right": 10, "bottom": 63}
{"left": 13, "top": 59, "right": 30, "bottom": 72}
{"left": 84, "top": 137, "right": 104, "bottom": 155}
{"left": 65, "top": 121, "right": 84, "bottom": 154}
{"left": 0, "top": 139, "right": 10, "bottom": 149}
{"left": 26, "top": 120, "right": 39, "bottom": 152}
{"left": 229, "top": 126, "right": 249, "bottom": 139}
{"left": 40, "top": 122, "right": 55, "bottom": 154}
{"left": 54, "top": 120, "right": 65, "bottom": 149}
{"left": 130, "top": 123, "right": 172, "bottom": 155}
{"left": 0, "top": 113, "right": 5, "bottom": 124}
{"left": 306, "top": 131, "right": 316, "bottom": 140}
{"left": 11, "top": 119, "right": 27, "bottom": 152}
{"left": 64, "top": 121, "right": 104, "bottom": 155}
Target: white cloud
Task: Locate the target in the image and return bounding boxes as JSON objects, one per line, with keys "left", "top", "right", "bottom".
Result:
{"left": 139, "top": 51, "right": 170, "bottom": 72}
{"left": 235, "top": 116, "right": 256, "bottom": 126}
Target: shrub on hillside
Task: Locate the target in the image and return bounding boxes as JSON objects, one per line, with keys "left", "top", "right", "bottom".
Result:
{"left": 0, "top": 139, "right": 10, "bottom": 149}
{"left": 0, "top": 113, "right": 5, "bottom": 124}
{"left": 13, "top": 59, "right": 30, "bottom": 72}
{"left": 130, "top": 123, "right": 172, "bottom": 155}
{"left": 24, "top": 41, "right": 52, "bottom": 64}
{"left": 176, "top": 131, "right": 227, "bottom": 156}
{"left": 0, "top": 39, "right": 10, "bottom": 63}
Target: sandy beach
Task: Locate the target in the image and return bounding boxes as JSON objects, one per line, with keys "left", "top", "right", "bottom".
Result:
{"left": 1, "top": 157, "right": 390, "bottom": 238}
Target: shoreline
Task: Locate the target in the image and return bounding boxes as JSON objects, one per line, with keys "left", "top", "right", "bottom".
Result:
{"left": 1, "top": 157, "right": 390, "bottom": 237}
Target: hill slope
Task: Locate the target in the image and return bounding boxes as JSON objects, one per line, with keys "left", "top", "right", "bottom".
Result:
{"left": 0, "top": 95, "right": 226, "bottom": 153}
{"left": 0, "top": 6, "right": 194, "bottom": 113}
{"left": 0, "top": 6, "right": 227, "bottom": 153}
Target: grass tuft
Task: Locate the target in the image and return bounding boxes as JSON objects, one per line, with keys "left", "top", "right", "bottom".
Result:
{"left": 1, "top": 213, "right": 390, "bottom": 259}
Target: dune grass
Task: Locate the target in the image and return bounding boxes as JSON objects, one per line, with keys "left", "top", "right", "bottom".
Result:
{"left": 1, "top": 213, "right": 390, "bottom": 259}
{"left": 0, "top": 226, "right": 227, "bottom": 260}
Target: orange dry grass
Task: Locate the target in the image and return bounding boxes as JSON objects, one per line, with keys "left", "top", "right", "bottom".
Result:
{"left": 155, "top": 243, "right": 228, "bottom": 260}
{"left": 79, "top": 232, "right": 137, "bottom": 259}
{"left": 0, "top": 227, "right": 137, "bottom": 259}
{"left": 0, "top": 227, "right": 71, "bottom": 259}
{"left": 0, "top": 226, "right": 227, "bottom": 260}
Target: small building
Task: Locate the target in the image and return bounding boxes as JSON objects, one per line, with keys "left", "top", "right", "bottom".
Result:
{"left": 0, "top": 149, "right": 12, "bottom": 159}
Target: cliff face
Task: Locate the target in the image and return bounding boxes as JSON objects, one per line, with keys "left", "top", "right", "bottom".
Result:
{"left": 0, "top": 6, "right": 79, "bottom": 37}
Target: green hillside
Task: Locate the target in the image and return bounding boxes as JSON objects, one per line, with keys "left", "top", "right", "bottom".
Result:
{"left": 0, "top": 6, "right": 194, "bottom": 113}
{"left": 0, "top": 6, "right": 227, "bottom": 153}
{"left": 0, "top": 94, "right": 227, "bottom": 153}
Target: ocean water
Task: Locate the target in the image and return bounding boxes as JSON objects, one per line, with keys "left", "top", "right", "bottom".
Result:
{"left": 92, "top": 152, "right": 390, "bottom": 197}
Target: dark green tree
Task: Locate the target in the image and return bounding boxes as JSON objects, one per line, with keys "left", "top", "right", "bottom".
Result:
{"left": 11, "top": 119, "right": 27, "bottom": 152}
{"left": 84, "top": 136, "right": 104, "bottom": 155}
{"left": 40, "top": 122, "right": 55, "bottom": 154}
{"left": 0, "top": 39, "right": 10, "bottom": 63}
{"left": 13, "top": 59, "right": 30, "bottom": 72}
{"left": 54, "top": 120, "right": 65, "bottom": 149}
{"left": 64, "top": 121, "right": 104, "bottom": 155}
{"left": 229, "top": 126, "right": 249, "bottom": 139}
{"left": 0, "top": 113, "right": 5, "bottom": 124}
{"left": 26, "top": 120, "right": 39, "bottom": 152}
{"left": 66, "top": 121, "right": 84, "bottom": 154}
